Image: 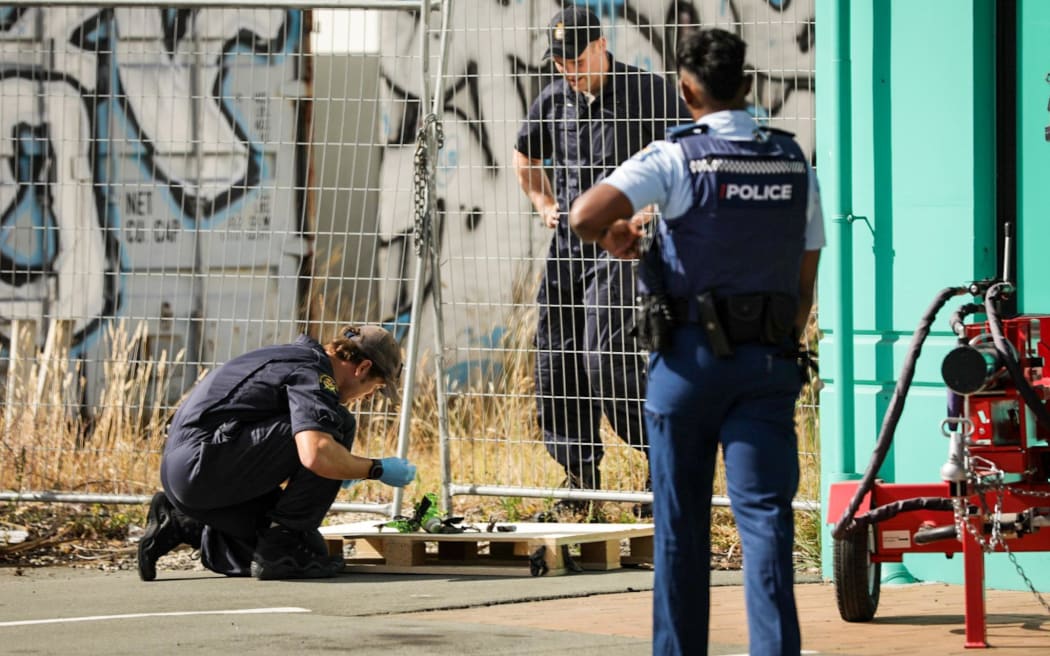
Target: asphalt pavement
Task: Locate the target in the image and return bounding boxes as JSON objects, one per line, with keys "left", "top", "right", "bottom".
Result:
{"left": 2, "top": 565, "right": 1047, "bottom": 655}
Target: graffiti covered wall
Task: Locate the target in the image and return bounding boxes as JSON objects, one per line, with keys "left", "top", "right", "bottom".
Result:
{"left": 373, "top": 0, "right": 816, "bottom": 379}
{"left": 0, "top": 1, "right": 816, "bottom": 402}
{"left": 0, "top": 7, "right": 311, "bottom": 407}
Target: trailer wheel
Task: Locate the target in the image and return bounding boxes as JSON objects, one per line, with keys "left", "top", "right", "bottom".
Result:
{"left": 833, "top": 525, "right": 880, "bottom": 622}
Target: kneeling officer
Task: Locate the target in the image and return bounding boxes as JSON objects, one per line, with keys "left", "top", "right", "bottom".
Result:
{"left": 138, "top": 325, "right": 416, "bottom": 581}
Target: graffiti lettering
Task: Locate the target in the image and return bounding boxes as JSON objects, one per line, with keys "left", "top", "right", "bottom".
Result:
{"left": 153, "top": 219, "right": 179, "bottom": 243}
{"left": 125, "top": 218, "right": 147, "bottom": 244}
{"left": 124, "top": 190, "right": 153, "bottom": 216}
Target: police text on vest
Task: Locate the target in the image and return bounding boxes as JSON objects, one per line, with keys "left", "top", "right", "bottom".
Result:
{"left": 720, "top": 183, "right": 793, "bottom": 201}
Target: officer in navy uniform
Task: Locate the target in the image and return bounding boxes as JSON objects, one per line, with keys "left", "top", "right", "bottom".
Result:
{"left": 512, "top": 6, "right": 690, "bottom": 509}
{"left": 570, "top": 29, "right": 825, "bottom": 655}
{"left": 138, "top": 325, "right": 417, "bottom": 581}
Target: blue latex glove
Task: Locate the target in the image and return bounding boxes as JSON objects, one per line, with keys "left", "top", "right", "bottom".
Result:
{"left": 378, "top": 457, "right": 416, "bottom": 487}
{"left": 341, "top": 479, "right": 360, "bottom": 490}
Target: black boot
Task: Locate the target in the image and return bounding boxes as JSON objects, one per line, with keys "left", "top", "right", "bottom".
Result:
{"left": 568, "top": 463, "right": 601, "bottom": 492}
{"left": 138, "top": 492, "right": 185, "bottom": 581}
{"left": 250, "top": 524, "right": 344, "bottom": 580}
{"left": 177, "top": 510, "right": 205, "bottom": 550}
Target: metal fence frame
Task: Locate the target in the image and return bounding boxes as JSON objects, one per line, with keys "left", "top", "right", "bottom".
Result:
{"left": 0, "top": 0, "right": 821, "bottom": 519}
{"left": 0, "top": 0, "right": 450, "bottom": 519}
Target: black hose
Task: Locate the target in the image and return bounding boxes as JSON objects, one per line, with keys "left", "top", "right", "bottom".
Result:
{"left": 848, "top": 496, "right": 956, "bottom": 531}
{"left": 831, "top": 286, "right": 969, "bottom": 540}
{"left": 949, "top": 302, "right": 983, "bottom": 338}
{"left": 984, "top": 283, "right": 1050, "bottom": 432}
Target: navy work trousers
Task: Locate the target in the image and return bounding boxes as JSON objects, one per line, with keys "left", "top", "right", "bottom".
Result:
{"left": 646, "top": 325, "right": 803, "bottom": 656}
{"left": 534, "top": 222, "right": 648, "bottom": 476}
{"left": 161, "top": 418, "right": 345, "bottom": 576}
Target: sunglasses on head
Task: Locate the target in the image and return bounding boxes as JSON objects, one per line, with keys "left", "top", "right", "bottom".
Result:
{"left": 342, "top": 327, "right": 402, "bottom": 380}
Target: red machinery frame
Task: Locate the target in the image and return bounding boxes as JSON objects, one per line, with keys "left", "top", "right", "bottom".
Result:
{"left": 828, "top": 314, "right": 1050, "bottom": 648}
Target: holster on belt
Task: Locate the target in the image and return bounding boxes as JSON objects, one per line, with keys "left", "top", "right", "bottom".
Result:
{"left": 697, "top": 292, "right": 734, "bottom": 358}
{"left": 692, "top": 292, "right": 799, "bottom": 358}
{"left": 635, "top": 294, "right": 675, "bottom": 353}
{"left": 761, "top": 294, "right": 798, "bottom": 345}
{"left": 632, "top": 221, "right": 674, "bottom": 353}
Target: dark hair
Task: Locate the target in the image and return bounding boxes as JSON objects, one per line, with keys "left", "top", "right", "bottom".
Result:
{"left": 676, "top": 28, "right": 747, "bottom": 102}
{"left": 328, "top": 338, "right": 369, "bottom": 365}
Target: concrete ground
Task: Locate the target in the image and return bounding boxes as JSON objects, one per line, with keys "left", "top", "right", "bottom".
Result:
{"left": 415, "top": 578, "right": 1050, "bottom": 655}
{"left": 1, "top": 565, "right": 1048, "bottom": 655}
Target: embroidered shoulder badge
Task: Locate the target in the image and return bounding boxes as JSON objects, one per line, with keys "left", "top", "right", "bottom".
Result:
{"left": 319, "top": 374, "right": 338, "bottom": 394}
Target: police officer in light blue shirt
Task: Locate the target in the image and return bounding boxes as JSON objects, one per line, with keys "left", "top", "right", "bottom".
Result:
{"left": 571, "top": 28, "right": 825, "bottom": 656}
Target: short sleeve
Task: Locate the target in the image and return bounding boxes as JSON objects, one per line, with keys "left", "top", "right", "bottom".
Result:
{"left": 284, "top": 366, "right": 348, "bottom": 438}
{"left": 601, "top": 141, "right": 691, "bottom": 217}
{"left": 805, "top": 168, "right": 827, "bottom": 250}
{"left": 514, "top": 93, "right": 553, "bottom": 161}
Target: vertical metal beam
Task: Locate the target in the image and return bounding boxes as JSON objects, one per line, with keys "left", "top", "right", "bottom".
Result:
{"left": 188, "top": 14, "right": 206, "bottom": 376}
{"left": 427, "top": 0, "right": 454, "bottom": 515}
{"left": 823, "top": 0, "right": 858, "bottom": 479}
{"left": 391, "top": 0, "right": 438, "bottom": 518}
{"left": 962, "top": 520, "right": 988, "bottom": 648}
{"left": 992, "top": 0, "right": 1015, "bottom": 308}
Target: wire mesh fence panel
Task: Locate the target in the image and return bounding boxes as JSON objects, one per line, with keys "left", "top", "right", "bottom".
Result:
{"left": 385, "top": 0, "right": 820, "bottom": 517}
{"left": 0, "top": 0, "right": 821, "bottom": 521}
{"left": 0, "top": 3, "right": 425, "bottom": 511}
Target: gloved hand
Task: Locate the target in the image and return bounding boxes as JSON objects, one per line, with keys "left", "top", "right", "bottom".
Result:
{"left": 341, "top": 479, "right": 360, "bottom": 490}
{"left": 378, "top": 457, "right": 416, "bottom": 487}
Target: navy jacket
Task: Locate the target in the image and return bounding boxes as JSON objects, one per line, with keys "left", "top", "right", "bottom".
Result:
{"left": 169, "top": 335, "right": 355, "bottom": 445}
{"left": 515, "top": 56, "right": 690, "bottom": 215}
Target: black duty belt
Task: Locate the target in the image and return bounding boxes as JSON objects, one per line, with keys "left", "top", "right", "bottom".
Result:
{"left": 670, "top": 292, "right": 797, "bottom": 348}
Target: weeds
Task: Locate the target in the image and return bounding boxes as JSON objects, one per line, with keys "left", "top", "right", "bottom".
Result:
{"left": 0, "top": 297, "right": 825, "bottom": 569}
{"left": 0, "top": 319, "right": 178, "bottom": 495}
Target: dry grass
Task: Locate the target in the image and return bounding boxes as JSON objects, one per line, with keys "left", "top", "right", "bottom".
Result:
{"left": 340, "top": 272, "right": 824, "bottom": 568}
{"left": 1, "top": 320, "right": 178, "bottom": 495}
{"left": 0, "top": 294, "right": 823, "bottom": 569}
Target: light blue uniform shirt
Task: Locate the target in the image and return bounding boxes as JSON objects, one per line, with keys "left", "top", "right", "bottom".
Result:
{"left": 601, "top": 110, "right": 827, "bottom": 251}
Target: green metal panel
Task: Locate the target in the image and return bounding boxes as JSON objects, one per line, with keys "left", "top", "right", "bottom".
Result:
{"left": 817, "top": 0, "right": 859, "bottom": 494}
{"left": 818, "top": 0, "right": 1013, "bottom": 585}
{"left": 985, "top": 0, "right": 1050, "bottom": 592}
{"left": 1018, "top": 1, "right": 1050, "bottom": 311}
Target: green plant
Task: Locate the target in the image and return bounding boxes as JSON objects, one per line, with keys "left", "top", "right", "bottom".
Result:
{"left": 793, "top": 508, "right": 823, "bottom": 572}
{"left": 68, "top": 504, "right": 137, "bottom": 540}
{"left": 497, "top": 495, "right": 525, "bottom": 522}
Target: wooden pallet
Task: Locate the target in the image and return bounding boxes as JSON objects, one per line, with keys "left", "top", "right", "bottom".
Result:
{"left": 319, "top": 521, "right": 654, "bottom": 577}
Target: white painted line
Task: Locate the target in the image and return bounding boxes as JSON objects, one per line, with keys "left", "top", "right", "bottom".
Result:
{"left": 0, "top": 607, "right": 310, "bottom": 628}
{"left": 722, "top": 652, "right": 819, "bottom": 656}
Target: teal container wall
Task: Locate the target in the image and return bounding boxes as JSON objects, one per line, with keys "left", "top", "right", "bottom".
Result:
{"left": 818, "top": 0, "right": 1050, "bottom": 590}
{"left": 1018, "top": 2, "right": 1050, "bottom": 311}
